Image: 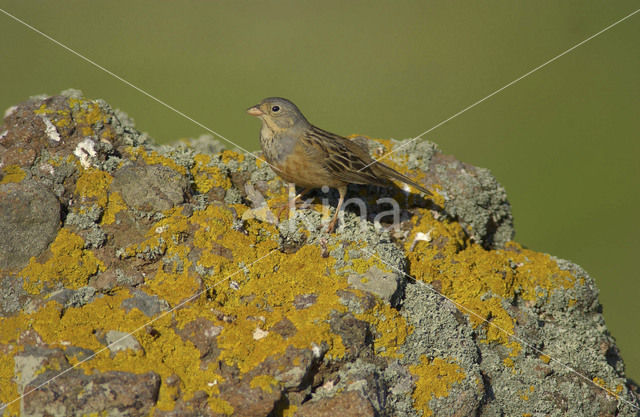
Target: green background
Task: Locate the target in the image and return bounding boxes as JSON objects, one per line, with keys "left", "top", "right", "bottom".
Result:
{"left": 1, "top": 1, "right": 638, "bottom": 381}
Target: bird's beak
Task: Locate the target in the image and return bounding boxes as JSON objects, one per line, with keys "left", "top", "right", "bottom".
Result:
{"left": 246, "top": 105, "right": 263, "bottom": 117}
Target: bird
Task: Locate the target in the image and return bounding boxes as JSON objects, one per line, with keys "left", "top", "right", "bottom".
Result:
{"left": 247, "top": 97, "right": 431, "bottom": 233}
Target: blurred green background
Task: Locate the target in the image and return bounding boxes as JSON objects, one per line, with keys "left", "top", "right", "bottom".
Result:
{"left": 1, "top": 1, "right": 638, "bottom": 380}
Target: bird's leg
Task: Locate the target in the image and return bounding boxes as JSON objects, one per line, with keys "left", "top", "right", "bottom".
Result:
{"left": 276, "top": 185, "right": 312, "bottom": 219}
{"left": 326, "top": 186, "right": 347, "bottom": 233}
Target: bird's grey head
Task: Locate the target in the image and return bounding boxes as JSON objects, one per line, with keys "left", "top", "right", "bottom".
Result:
{"left": 247, "top": 97, "right": 310, "bottom": 130}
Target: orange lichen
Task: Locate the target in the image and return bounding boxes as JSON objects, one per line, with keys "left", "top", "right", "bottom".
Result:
{"left": 410, "top": 355, "right": 465, "bottom": 416}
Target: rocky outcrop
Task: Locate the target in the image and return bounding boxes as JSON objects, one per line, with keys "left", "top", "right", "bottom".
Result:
{"left": 0, "top": 91, "right": 638, "bottom": 416}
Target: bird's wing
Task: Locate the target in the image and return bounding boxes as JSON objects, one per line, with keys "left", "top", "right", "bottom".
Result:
{"left": 302, "top": 126, "right": 432, "bottom": 195}
{"left": 301, "top": 126, "right": 387, "bottom": 186}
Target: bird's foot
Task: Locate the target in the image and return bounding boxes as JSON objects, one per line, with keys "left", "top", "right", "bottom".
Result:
{"left": 274, "top": 187, "right": 313, "bottom": 220}
{"left": 325, "top": 213, "right": 339, "bottom": 234}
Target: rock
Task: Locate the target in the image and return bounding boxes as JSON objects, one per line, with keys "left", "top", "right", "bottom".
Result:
{"left": 0, "top": 92, "right": 637, "bottom": 417}
{"left": 13, "top": 346, "right": 159, "bottom": 417}
{"left": 111, "top": 164, "right": 189, "bottom": 213}
{"left": 120, "top": 289, "right": 170, "bottom": 317}
{"left": 22, "top": 369, "right": 160, "bottom": 417}
{"left": 0, "top": 181, "right": 60, "bottom": 270}
{"left": 347, "top": 265, "right": 403, "bottom": 306}
{"left": 103, "top": 330, "right": 143, "bottom": 354}
{"left": 294, "top": 390, "right": 377, "bottom": 417}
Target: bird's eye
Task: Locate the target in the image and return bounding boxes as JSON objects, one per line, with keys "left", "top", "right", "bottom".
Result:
{"left": 271, "top": 105, "right": 280, "bottom": 112}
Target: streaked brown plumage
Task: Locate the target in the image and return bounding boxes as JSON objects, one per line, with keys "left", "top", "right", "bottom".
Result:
{"left": 247, "top": 97, "right": 431, "bottom": 232}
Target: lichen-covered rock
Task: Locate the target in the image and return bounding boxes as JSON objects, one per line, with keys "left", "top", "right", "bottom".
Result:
{"left": 0, "top": 92, "right": 638, "bottom": 417}
{"left": 0, "top": 181, "right": 60, "bottom": 270}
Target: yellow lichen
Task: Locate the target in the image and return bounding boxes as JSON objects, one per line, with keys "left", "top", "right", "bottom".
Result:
{"left": 356, "top": 300, "right": 411, "bottom": 358}
{"left": 101, "top": 191, "right": 127, "bottom": 225}
{"left": 21, "top": 229, "right": 105, "bottom": 294}
{"left": 208, "top": 397, "right": 235, "bottom": 415}
{"left": 191, "top": 154, "right": 231, "bottom": 193}
{"left": 75, "top": 169, "right": 114, "bottom": 208}
{"left": 0, "top": 349, "right": 20, "bottom": 415}
{"left": 281, "top": 404, "right": 298, "bottom": 417}
{"left": 215, "top": 244, "right": 349, "bottom": 374}
{"left": 250, "top": 374, "right": 279, "bottom": 393}
{"left": 126, "top": 147, "right": 187, "bottom": 175}
{"left": 13, "top": 292, "right": 227, "bottom": 414}
{"left": 405, "top": 209, "right": 576, "bottom": 357}
{"left": 0, "top": 132, "right": 591, "bottom": 416}
{"left": 67, "top": 98, "right": 108, "bottom": 137}
{"left": 518, "top": 386, "right": 534, "bottom": 401}
{"left": 35, "top": 97, "right": 109, "bottom": 138}
{"left": 410, "top": 355, "right": 465, "bottom": 416}
{"left": 220, "top": 150, "right": 244, "bottom": 164}
{"left": 0, "top": 165, "right": 26, "bottom": 184}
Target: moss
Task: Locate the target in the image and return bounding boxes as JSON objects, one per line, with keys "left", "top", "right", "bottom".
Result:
{"left": 410, "top": 355, "right": 465, "bottom": 417}
{"left": 0, "top": 165, "right": 26, "bottom": 184}
{"left": 21, "top": 229, "right": 105, "bottom": 294}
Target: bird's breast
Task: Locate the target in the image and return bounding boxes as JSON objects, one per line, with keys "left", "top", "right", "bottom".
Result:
{"left": 271, "top": 142, "right": 343, "bottom": 189}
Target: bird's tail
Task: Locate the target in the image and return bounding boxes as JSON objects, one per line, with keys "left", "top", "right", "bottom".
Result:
{"left": 378, "top": 163, "right": 432, "bottom": 196}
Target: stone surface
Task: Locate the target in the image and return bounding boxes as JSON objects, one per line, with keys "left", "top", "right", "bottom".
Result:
{"left": 0, "top": 92, "right": 637, "bottom": 417}
{"left": 23, "top": 369, "right": 160, "bottom": 417}
{"left": 0, "top": 181, "right": 60, "bottom": 270}
{"left": 294, "top": 390, "right": 377, "bottom": 417}
{"left": 111, "top": 164, "right": 189, "bottom": 213}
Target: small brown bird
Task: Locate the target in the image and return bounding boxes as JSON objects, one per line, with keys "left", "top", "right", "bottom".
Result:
{"left": 247, "top": 97, "right": 431, "bottom": 233}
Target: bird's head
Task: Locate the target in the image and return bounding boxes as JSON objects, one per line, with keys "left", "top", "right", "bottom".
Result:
{"left": 247, "top": 97, "right": 309, "bottom": 131}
